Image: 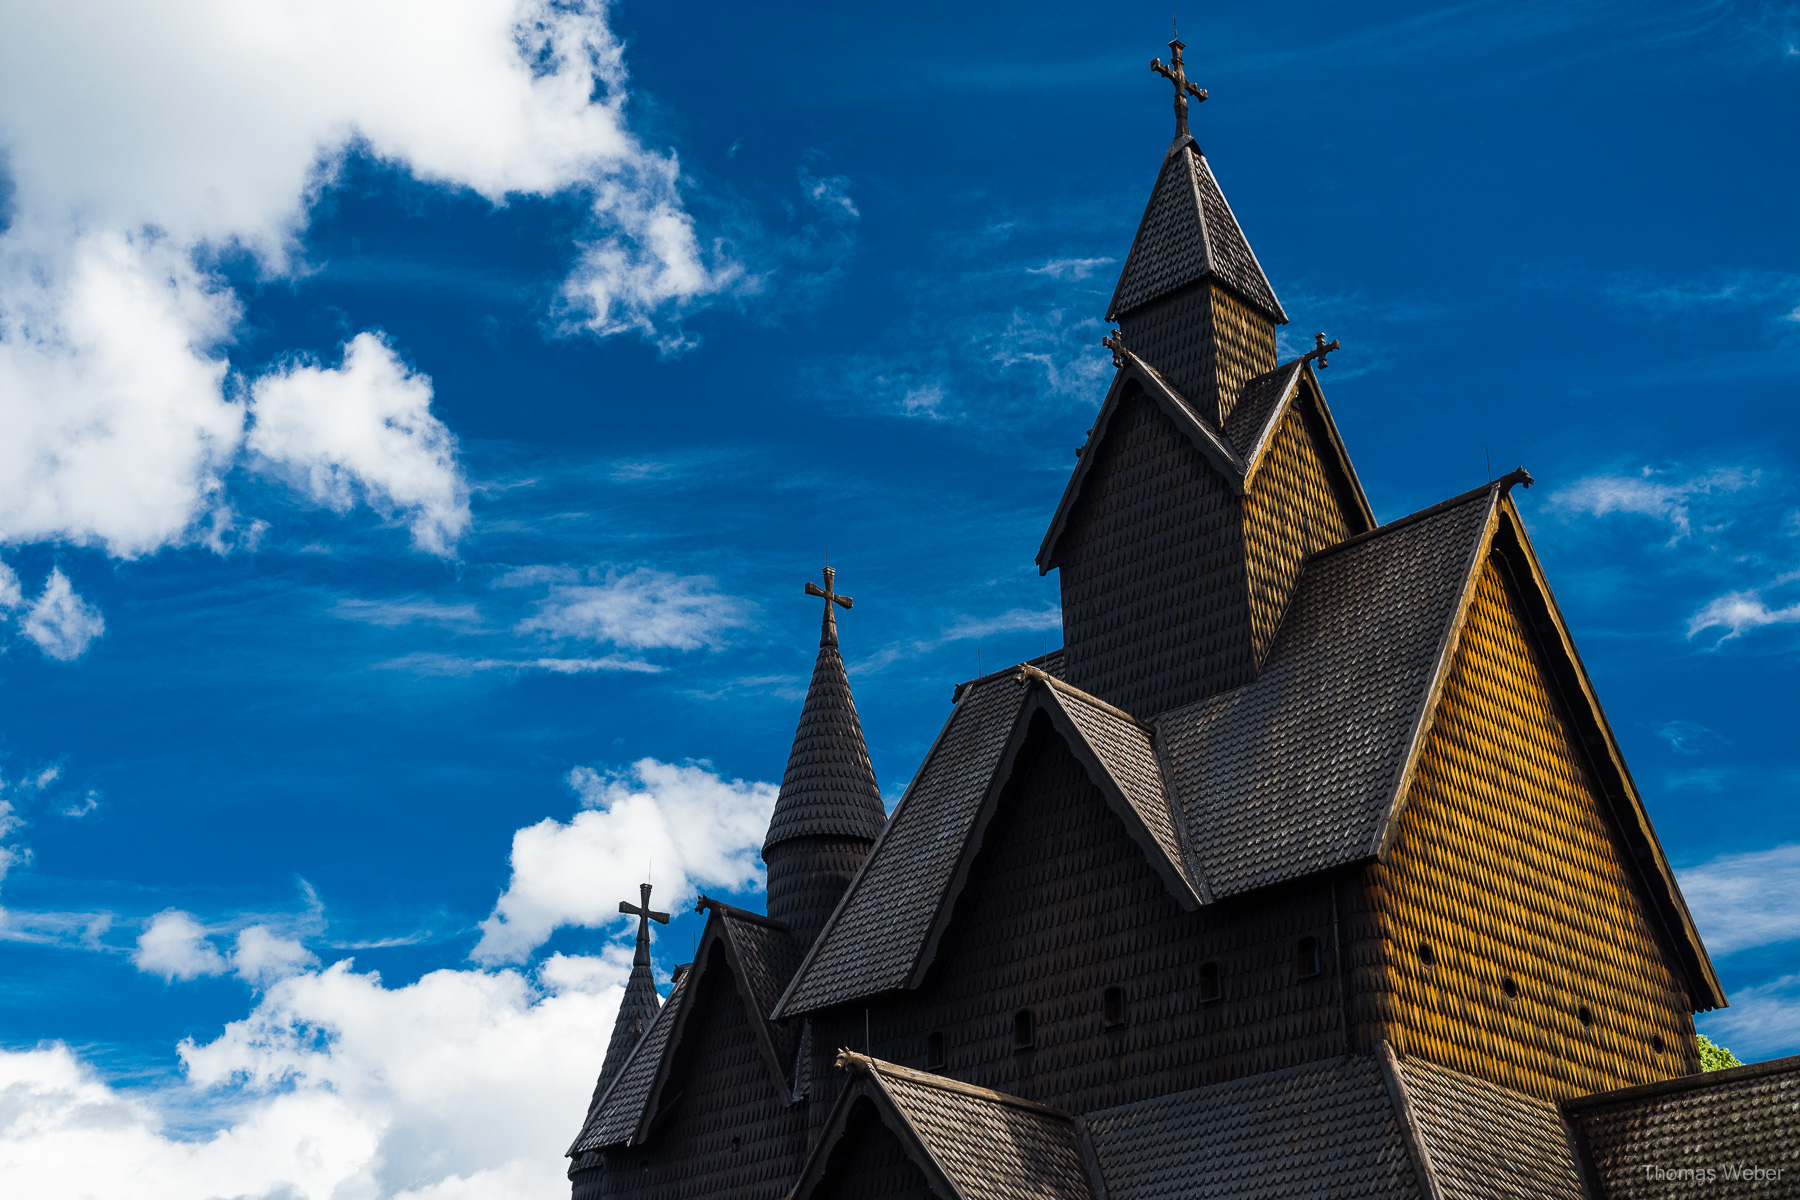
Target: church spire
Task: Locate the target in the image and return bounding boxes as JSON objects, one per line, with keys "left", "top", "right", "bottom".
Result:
{"left": 762, "top": 567, "right": 885, "bottom": 954}
{"left": 594, "top": 882, "right": 668, "bottom": 1097}
{"left": 1106, "top": 38, "right": 1286, "bottom": 428}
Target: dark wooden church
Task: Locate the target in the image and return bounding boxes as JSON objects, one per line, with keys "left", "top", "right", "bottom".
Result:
{"left": 567, "top": 40, "right": 1798, "bottom": 1200}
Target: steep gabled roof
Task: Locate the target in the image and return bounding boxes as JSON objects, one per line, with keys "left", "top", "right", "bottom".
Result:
{"left": 568, "top": 901, "right": 804, "bottom": 1153}
{"left": 1038, "top": 349, "right": 1370, "bottom": 573}
{"left": 1159, "top": 484, "right": 1500, "bottom": 898}
{"left": 788, "top": 1051, "right": 1097, "bottom": 1200}
{"left": 907, "top": 667, "right": 1204, "bottom": 989}
{"left": 1107, "top": 137, "right": 1286, "bottom": 324}
{"left": 568, "top": 965, "right": 691, "bottom": 1155}
{"left": 774, "top": 656, "right": 1062, "bottom": 1018}
{"left": 774, "top": 654, "right": 1206, "bottom": 1017}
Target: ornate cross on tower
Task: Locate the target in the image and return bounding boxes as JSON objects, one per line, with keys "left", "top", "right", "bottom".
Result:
{"left": 1301, "top": 332, "right": 1341, "bottom": 370}
{"left": 619, "top": 882, "right": 670, "bottom": 968}
{"left": 804, "top": 566, "right": 854, "bottom": 649}
{"left": 1150, "top": 36, "right": 1207, "bottom": 139}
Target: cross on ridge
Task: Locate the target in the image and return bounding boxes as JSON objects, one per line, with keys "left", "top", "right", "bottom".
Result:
{"left": 1301, "top": 332, "right": 1341, "bottom": 370}
{"left": 804, "top": 566, "right": 854, "bottom": 649}
{"left": 620, "top": 882, "right": 670, "bottom": 956}
{"left": 1150, "top": 37, "right": 1207, "bottom": 139}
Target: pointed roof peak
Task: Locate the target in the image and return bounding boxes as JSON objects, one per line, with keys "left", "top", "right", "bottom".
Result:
{"left": 592, "top": 880, "right": 668, "bottom": 1097}
{"left": 763, "top": 568, "right": 884, "bottom": 851}
{"left": 1108, "top": 139, "right": 1286, "bottom": 325}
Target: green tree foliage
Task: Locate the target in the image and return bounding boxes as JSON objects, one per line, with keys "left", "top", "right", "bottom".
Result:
{"left": 1697, "top": 1033, "right": 1741, "bottom": 1071}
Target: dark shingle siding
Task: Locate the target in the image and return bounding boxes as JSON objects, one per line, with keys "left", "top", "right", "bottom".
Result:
{"left": 1084, "top": 1056, "right": 1420, "bottom": 1200}
{"left": 573, "top": 968, "right": 692, "bottom": 1152}
{"left": 779, "top": 665, "right": 1035, "bottom": 1014}
{"left": 1160, "top": 490, "right": 1492, "bottom": 898}
{"left": 1568, "top": 1056, "right": 1800, "bottom": 1199}
{"left": 1397, "top": 1054, "right": 1585, "bottom": 1200}
{"left": 1051, "top": 687, "right": 1190, "bottom": 890}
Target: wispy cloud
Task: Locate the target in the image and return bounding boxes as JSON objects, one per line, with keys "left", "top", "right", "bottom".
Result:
{"left": 854, "top": 606, "right": 1061, "bottom": 674}
{"left": 1687, "top": 587, "right": 1800, "bottom": 641}
{"left": 515, "top": 567, "right": 749, "bottom": 651}
{"left": 1027, "top": 257, "right": 1114, "bottom": 280}
{"left": 1654, "top": 719, "right": 1724, "bottom": 755}
{"left": 1701, "top": 972, "right": 1800, "bottom": 1058}
{"left": 1605, "top": 269, "right": 1800, "bottom": 322}
{"left": 331, "top": 597, "right": 486, "bottom": 629}
{"left": 1680, "top": 843, "right": 1800, "bottom": 956}
{"left": 374, "top": 652, "right": 663, "bottom": 677}
{"left": 1547, "top": 467, "right": 1756, "bottom": 543}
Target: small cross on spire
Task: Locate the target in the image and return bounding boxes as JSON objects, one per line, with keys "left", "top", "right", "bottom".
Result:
{"left": 1150, "top": 36, "right": 1207, "bottom": 139}
{"left": 619, "top": 882, "right": 670, "bottom": 968}
{"left": 804, "top": 566, "right": 854, "bottom": 649}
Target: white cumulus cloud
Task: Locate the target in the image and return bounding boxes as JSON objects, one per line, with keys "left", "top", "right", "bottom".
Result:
{"left": 473, "top": 758, "right": 776, "bottom": 964}
{"left": 248, "top": 334, "right": 470, "bottom": 556}
{"left": 231, "top": 925, "right": 321, "bottom": 988}
{"left": 0, "top": 0, "right": 730, "bottom": 560}
{"left": 133, "top": 910, "right": 229, "bottom": 982}
{"left": 20, "top": 568, "right": 105, "bottom": 661}
{"left": 0, "top": 952, "right": 633, "bottom": 1200}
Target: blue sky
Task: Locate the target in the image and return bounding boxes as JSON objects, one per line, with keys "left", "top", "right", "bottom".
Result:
{"left": 0, "top": 0, "right": 1796, "bottom": 1194}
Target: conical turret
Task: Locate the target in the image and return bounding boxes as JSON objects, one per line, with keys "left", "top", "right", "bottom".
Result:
{"left": 594, "top": 882, "right": 667, "bottom": 1096}
{"left": 762, "top": 567, "right": 885, "bottom": 954}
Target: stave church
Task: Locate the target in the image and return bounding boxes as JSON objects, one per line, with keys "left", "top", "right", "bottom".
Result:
{"left": 566, "top": 38, "right": 1798, "bottom": 1200}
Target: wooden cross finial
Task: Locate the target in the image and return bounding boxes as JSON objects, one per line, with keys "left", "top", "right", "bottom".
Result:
{"left": 619, "top": 881, "right": 670, "bottom": 967}
{"left": 1102, "top": 328, "right": 1129, "bottom": 368}
{"left": 1150, "top": 37, "right": 1207, "bottom": 139}
{"left": 804, "top": 566, "right": 854, "bottom": 649}
{"left": 1301, "top": 332, "right": 1341, "bottom": 370}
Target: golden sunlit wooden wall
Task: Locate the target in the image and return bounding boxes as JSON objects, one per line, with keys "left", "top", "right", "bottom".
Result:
{"left": 1348, "top": 559, "right": 1699, "bottom": 1101}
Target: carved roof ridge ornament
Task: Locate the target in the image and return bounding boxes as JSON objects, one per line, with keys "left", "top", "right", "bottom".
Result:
{"left": 1150, "top": 34, "right": 1207, "bottom": 143}
{"left": 804, "top": 565, "right": 854, "bottom": 649}
{"left": 1301, "top": 332, "right": 1341, "bottom": 371}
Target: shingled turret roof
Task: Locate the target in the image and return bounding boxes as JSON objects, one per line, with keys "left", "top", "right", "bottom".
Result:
{"left": 594, "top": 883, "right": 666, "bottom": 1097}
{"left": 1106, "top": 135, "right": 1286, "bottom": 325}
{"left": 763, "top": 568, "right": 885, "bottom": 850}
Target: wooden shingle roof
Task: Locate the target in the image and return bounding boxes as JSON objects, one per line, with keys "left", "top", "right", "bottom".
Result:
{"left": 1107, "top": 136, "right": 1287, "bottom": 325}
{"left": 788, "top": 1051, "right": 1098, "bottom": 1200}
{"left": 1564, "top": 1053, "right": 1800, "bottom": 1198}
{"left": 1083, "top": 1053, "right": 1420, "bottom": 1200}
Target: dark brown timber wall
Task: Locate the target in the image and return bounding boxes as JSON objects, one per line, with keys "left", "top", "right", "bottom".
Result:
{"left": 804, "top": 716, "right": 1345, "bottom": 1151}
{"left": 1057, "top": 386, "right": 1255, "bottom": 716}
{"left": 1118, "top": 282, "right": 1276, "bottom": 427}
{"left": 1348, "top": 558, "right": 1700, "bottom": 1101}
{"left": 809, "top": 1101, "right": 936, "bottom": 1200}
{"left": 594, "top": 941, "right": 807, "bottom": 1199}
